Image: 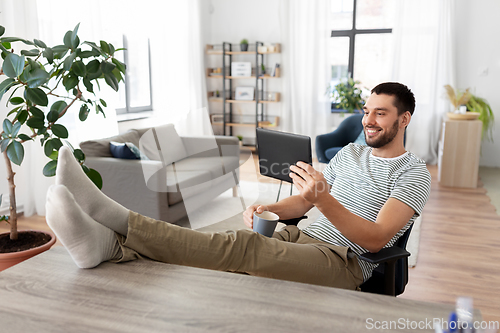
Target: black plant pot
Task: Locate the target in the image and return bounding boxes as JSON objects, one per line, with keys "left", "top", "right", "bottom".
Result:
{"left": 240, "top": 44, "right": 248, "bottom": 51}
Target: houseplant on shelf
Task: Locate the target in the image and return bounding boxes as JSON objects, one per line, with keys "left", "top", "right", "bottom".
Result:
{"left": 0, "top": 23, "right": 126, "bottom": 270}
{"left": 444, "top": 84, "right": 495, "bottom": 141}
{"left": 331, "top": 78, "right": 365, "bottom": 114}
{"left": 240, "top": 39, "right": 249, "bottom": 52}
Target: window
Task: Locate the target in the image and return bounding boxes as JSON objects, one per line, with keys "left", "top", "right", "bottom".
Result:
{"left": 116, "top": 35, "right": 153, "bottom": 115}
{"left": 329, "top": 0, "right": 396, "bottom": 110}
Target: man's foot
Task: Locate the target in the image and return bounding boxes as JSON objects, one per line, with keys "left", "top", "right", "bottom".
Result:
{"left": 56, "top": 146, "right": 129, "bottom": 235}
{"left": 46, "top": 185, "right": 121, "bottom": 268}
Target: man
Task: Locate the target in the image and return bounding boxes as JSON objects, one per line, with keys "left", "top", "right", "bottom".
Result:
{"left": 47, "top": 82, "right": 430, "bottom": 291}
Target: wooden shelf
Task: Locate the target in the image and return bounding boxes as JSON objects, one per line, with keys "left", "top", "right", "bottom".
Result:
{"left": 206, "top": 44, "right": 281, "bottom": 55}
{"left": 212, "top": 122, "right": 278, "bottom": 128}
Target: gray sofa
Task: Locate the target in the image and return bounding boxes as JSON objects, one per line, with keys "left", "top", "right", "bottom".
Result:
{"left": 80, "top": 124, "right": 240, "bottom": 223}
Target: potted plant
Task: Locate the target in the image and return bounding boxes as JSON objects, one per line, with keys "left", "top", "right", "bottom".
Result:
{"left": 260, "top": 63, "right": 265, "bottom": 76}
{"left": 331, "top": 78, "right": 365, "bottom": 114}
{"left": 444, "top": 85, "right": 494, "bottom": 141}
{"left": 237, "top": 135, "right": 243, "bottom": 146}
{"left": 0, "top": 23, "right": 126, "bottom": 270}
{"left": 240, "top": 39, "right": 249, "bottom": 52}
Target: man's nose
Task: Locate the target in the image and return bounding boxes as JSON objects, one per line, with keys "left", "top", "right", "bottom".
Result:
{"left": 363, "top": 112, "right": 376, "bottom": 126}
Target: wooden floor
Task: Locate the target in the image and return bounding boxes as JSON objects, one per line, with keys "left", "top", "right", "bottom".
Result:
{"left": 2, "top": 151, "right": 499, "bottom": 323}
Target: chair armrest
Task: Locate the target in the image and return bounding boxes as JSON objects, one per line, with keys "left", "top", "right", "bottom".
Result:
{"left": 359, "top": 247, "right": 410, "bottom": 264}
{"left": 279, "top": 216, "right": 308, "bottom": 226}
{"left": 315, "top": 130, "right": 351, "bottom": 163}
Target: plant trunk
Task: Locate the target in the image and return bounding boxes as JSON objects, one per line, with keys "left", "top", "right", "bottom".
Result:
{"left": 3, "top": 150, "right": 17, "bottom": 240}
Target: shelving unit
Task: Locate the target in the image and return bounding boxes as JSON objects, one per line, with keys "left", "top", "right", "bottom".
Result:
{"left": 206, "top": 42, "right": 281, "bottom": 142}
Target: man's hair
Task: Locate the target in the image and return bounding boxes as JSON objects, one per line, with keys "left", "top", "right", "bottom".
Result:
{"left": 371, "top": 82, "right": 416, "bottom": 116}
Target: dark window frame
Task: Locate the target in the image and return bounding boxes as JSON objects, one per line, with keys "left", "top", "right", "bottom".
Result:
{"left": 330, "top": 0, "right": 392, "bottom": 112}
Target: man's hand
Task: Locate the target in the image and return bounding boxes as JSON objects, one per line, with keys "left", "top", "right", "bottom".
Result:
{"left": 243, "top": 204, "right": 270, "bottom": 229}
{"left": 289, "top": 162, "right": 330, "bottom": 205}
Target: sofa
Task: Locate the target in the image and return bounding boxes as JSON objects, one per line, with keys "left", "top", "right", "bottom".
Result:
{"left": 79, "top": 124, "right": 240, "bottom": 224}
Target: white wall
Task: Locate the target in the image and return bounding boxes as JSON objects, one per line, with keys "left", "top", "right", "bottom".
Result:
{"left": 455, "top": 0, "right": 500, "bottom": 167}
{"left": 203, "top": 0, "right": 284, "bottom": 144}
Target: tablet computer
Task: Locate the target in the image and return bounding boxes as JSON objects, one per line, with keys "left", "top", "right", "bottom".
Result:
{"left": 256, "top": 128, "right": 312, "bottom": 183}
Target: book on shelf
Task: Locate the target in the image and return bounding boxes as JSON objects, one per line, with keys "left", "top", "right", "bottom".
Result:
{"left": 272, "top": 63, "right": 280, "bottom": 77}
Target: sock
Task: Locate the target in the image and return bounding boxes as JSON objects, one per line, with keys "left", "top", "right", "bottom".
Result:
{"left": 56, "top": 146, "right": 129, "bottom": 235}
{"left": 46, "top": 185, "right": 122, "bottom": 269}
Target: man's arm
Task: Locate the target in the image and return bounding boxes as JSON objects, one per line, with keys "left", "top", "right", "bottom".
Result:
{"left": 290, "top": 162, "right": 415, "bottom": 253}
{"left": 243, "top": 195, "right": 315, "bottom": 229}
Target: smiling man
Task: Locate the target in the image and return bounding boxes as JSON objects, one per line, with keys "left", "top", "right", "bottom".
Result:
{"left": 47, "top": 82, "right": 430, "bottom": 291}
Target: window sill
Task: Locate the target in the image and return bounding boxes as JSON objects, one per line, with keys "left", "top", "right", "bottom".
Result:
{"left": 116, "top": 111, "right": 154, "bottom": 123}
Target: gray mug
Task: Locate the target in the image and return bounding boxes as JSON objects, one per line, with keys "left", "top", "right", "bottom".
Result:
{"left": 253, "top": 211, "right": 280, "bottom": 237}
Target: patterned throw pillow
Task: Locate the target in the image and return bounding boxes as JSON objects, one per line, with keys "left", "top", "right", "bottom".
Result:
{"left": 109, "top": 141, "right": 150, "bottom": 160}
{"left": 353, "top": 130, "right": 366, "bottom": 145}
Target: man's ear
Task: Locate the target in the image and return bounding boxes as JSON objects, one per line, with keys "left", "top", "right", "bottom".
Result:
{"left": 400, "top": 111, "right": 411, "bottom": 128}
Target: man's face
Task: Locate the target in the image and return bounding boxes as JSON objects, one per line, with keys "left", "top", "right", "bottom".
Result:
{"left": 362, "top": 93, "right": 402, "bottom": 149}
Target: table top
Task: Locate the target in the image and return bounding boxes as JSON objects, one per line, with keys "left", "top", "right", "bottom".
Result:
{"left": 0, "top": 247, "right": 480, "bottom": 333}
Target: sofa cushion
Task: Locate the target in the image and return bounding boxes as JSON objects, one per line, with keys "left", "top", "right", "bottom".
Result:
{"left": 139, "top": 124, "right": 188, "bottom": 164}
{"left": 165, "top": 170, "right": 212, "bottom": 206}
{"left": 80, "top": 130, "right": 141, "bottom": 157}
{"left": 110, "top": 142, "right": 138, "bottom": 159}
{"left": 353, "top": 130, "right": 366, "bottom": 145}
{"left": 168, "top": 156, "right": 240, "bottom": 179}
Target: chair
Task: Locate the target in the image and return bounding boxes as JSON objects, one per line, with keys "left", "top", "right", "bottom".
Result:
{"left": 280, "top": 217, "right": 413, "bottom": 297}
{"left": 315, "top": 114, "right": 364, "bottom": 163}
{"left": 358, "top": 224, "right": 413, "bottom": 296}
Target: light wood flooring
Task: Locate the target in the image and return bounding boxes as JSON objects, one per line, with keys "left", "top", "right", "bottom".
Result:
{"left": 2, "top": 150, "right": 500, "bottom": 323}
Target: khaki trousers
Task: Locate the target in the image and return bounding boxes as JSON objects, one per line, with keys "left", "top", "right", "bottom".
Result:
{"left": 114, "top": 211, "right": 364, "bottom": 290}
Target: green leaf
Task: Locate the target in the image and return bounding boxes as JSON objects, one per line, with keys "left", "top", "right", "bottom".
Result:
{"left": 104, "top": 72, "right": 119, "bottom": 91}
{"left": 26, "top": 117, "right": 45, "bottom": 129}
{"left": 101, "top": 61, "right": 116, "bottom": 74}
{"left": 25, "top": 68, "right": 50, "bottom": 88}
{"left": 100, "top": 99, "right": 107, "bottom": 107}
{"left": 83, "top": 78, "right": 93, "bottom": 93}
{"left": 79, "top": 104, "right": 90, "bottom": 121}
{"left": 29, "top": 106, "right": 44, "bottom": 118}
{"left": 100, "top": 40, "right": 110, "bottom": 54}
{"left": 111, "top": 58, "right": 126, "bottom": 74}
{"left": 52, "top": 45, "right": 69, "bottom": 59}
{"left": 112, "top": 67, "right": 123, "bottom": 82}
{"left": 73, "top": 148, "right": 85, "bottom": 161}
{"left": 85, "top": 167, "right": 103, "bottom": 189}
{"left": 63, "top": 30, "right": 73, "bottom": 48}
{"left": 17, "top": 110, "right": 29, "bottom": 124}
{"left": 0, "top": 139, "right": 10, "bottom": 152}
{"left": 47, "top": 111, "right": 59, "bottom": 123}
{"left": 21, "top": 49, "right": 39, "bottom": 57}
{"left": 0, "top": 78, "right": 16, "bottom": 101}
{"left": 18, "top": 134, "right": 32, "bottom": 141}
{"left": 0, "top": 42, "right": 10, "bottom": 53}
{"left": 50, "top": 100, "right": 67, "bottom": 114}
{"left": 51, "top": 138, "right": 63, "bottom": 150}
{"left": 25, "top": 87, "right": 48, "bottom": 106}
{"left": 11, "top": 121, "right": 21, "bottom": 137}
{"left": 3, "top": 53, "right": 25, "bottom": 78}
{"left": 73, "top": 60, "right": 86, "bottom": 77}
{"left": 96, "top": 104, "right": 103, "bottom": 115}
{"left": 86, "top": 59, "right": 100, "bottom": 74}
{"left": 6, "top": 141, "right": 24, "bottom": 165}
{"left": 63, "top": 74, "right": 78, "bottom": 91}
{"left": 51, "top": 124, "right": 68, "bottom": 138}
{"left": 3, "top": 119, "right": 13, "bottom": 135}
{"left": 82, "top": 41, "right": 103, "bottom": 55}
{"left": 78, "top": 50, "right": 98, "bottom": 58}
{"left": 10, "top": 97, "right": 24, "bottom": 105}
{"left": 44, "top": 139, "right": 54, "bottom": 157}
{"left": 43, "top": 48, "right": 54, "bottom": 64}
{"left": 71, "top": 23, "right": 80, "bottom": 48}
{"left": 43, "top": 160, "right": 58, "bottom": 177}
{"left": 81, "top": 164, "right": 90, "bottom": 173}
{"left": 0, "top": 26, "right": 5, "bottom": 37}
{"left": 34, "top": 39, "right": 47, "bottom": 48}
{"left": 63, "top": 52, "right": 77, "bottom": 71}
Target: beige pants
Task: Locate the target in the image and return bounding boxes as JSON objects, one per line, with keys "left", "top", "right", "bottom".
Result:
{"left": 114, "top": 211, "right": 364, "bottom": 290}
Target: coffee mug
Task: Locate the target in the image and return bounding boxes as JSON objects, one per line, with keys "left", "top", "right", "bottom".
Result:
{"left": 253, "top": 211, "right": 280, "bottom": 237}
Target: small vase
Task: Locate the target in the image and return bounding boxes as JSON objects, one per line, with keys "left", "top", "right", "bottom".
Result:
{"left": 240, "top": 44, "right": 248, "bottom": 52}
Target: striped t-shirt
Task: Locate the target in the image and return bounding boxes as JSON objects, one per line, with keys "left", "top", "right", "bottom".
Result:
{"left": 303, "top": 143, "right": 431, "bottom": 281}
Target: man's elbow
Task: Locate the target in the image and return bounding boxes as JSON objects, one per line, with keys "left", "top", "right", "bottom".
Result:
{"left": 366, "top": 239, "right": 388, "bottom": 253}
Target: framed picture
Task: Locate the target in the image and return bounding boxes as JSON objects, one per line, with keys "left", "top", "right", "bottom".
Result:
{"left": 231, "top": 62, "right": 251, "bottom": 77}
{"left": 235, "top": 87, "right": 254, "bottom": 101}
